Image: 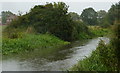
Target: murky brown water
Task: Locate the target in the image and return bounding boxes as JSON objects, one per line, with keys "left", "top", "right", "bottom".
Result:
{"left": 1, "top": 37, "right": 109, "bottom": 71}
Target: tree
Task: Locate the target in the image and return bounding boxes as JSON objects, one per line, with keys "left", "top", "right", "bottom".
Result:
{"left": 111, "top": 2, "right": 120, "bottom": 70}
{"left": 107, "top": 2, "right": 120, "bottom": 25}
{"left": 97, "top": 10, "right": 110, "bottom": 27}
{"left": 1, "top": 11, "right": 14, "bottom": 24}
{"left": 28, "top": 2, "right": 75, "bottom": 41}
{"left": 6, "top": 2, "right": 90, "bottom": 41}
{"left": 80, "top": 8, "right": 98, "bottom": 25}
{"left": 69, "top": 12, "right": 80, "bottom": 21}
{"left": 97, "top": 10, "right": 107, "bottom": 24}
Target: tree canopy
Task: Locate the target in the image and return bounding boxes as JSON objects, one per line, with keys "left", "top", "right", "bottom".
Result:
{"left": 1, "top": 11, "right": 15, "bottom": 24}
{"left": 69, "top": 12, "right": 80, "bottom": 21}
{"left": 107, "top": 2, "right": 120, "bottom": 25}
{"left": 7, "top": 2, "right": 90, "bottom": 41}
{"left": 80, "top": 8, "right": 98, "bottom": 25}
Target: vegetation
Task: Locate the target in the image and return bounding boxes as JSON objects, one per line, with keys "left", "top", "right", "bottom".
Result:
{"left": 2, "top": 1, "right": 119, "bottom": 71}
{"left": 71, "top": 40, "right": 118, "bottom": 71}
{"left": 97, "top": 10, "right": 110, "bottom": 27}
{"left": 1, "top": 11, "right": 16, "bottom": 24}
{"left": 69, "top": 12, "right": 80, "bottom": 21}
{"left": 71, "top": 2, "right": 120, "bottom": 71}
{"left": 2, "top": 2, "right": 91, "bottom": 55}
{"left": 2, "top": 34, "right": 70, "bottom": 55}
{"left": 89, "top": 26, "right": 110, "bottom": 37}
{"left": 81, "top": 8, "right": 98, "bottom": 25}
{"left": 5, "top": 2, "right": 90, "bottom": 41}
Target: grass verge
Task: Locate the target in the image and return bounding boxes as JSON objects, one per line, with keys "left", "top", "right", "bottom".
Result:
{"left": 2, "top": 34, "right": 70, "bottom": 55}
{"left": 89, "top": 26, "right": 110, "bottom": 37}
{"left": 71, "top": 40, "right": 118, "bottom": 71}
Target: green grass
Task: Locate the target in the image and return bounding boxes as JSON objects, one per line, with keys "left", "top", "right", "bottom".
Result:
{"left": 78, "top": 32, "right": 92, "bottom": 40}
{"left": 71, "top": 40, "right": 118, "bottom": 71}
{"left": 2, "top": 34, "right": 70, "bottom": 55}
{"left": 89, "top": 26, "right": 110, "bottom": 37}
{"left": 70, "top": 26, "right": 117, "bottom": 71}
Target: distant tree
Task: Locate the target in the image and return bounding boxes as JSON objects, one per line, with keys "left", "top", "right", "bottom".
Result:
{"left": 69, "top": 12, "right": 80, "bottom": 21}
{"left": 1, "top": 11, "right": 14, "bottom": 24}
{"left": 6, "top": 2, "right": 90, "bottom": 41}
{"left": 107, "top": 2, "right": 120, "bottom": 25}
{"left": 97, "top": 10, "right": 107, "bottom": 24}
{"left": 97, "top": 10, "right": 110, "bottom": 27}
{"left": 80, "top": 8, "right": 98, "bottom": 25}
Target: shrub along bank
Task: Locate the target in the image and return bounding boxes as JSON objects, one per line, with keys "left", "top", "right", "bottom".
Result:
{"left": 2, "top": 34, "right": 70, "bottom": 55}
{"left": 71, "top": 2, "right": 120, "bottom": 71}
{"left": 2, "top": 2, "right": 92, "bottom": 55}
{"left": 71, "top": 40, "right": 118, "bottom": 71}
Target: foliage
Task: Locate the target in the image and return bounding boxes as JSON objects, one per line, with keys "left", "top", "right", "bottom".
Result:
{"left": 97, "top": 10, "right": 110, "bottom": 27}
{"left": 88, "top": 26, "right": 110, "bottom": 37}
{"left": 69, "top": 12, "right": 81, "bottom": 21}
{"left": 4, "top": 2, "right": 90, "bottom": 41}
{"left": 81, "top": 8, "right": 98, "bottom": 25}
{"left": 107, "top": 2, "right": 120, "bottom": 25}
{"left": 71, "top": 40, "right": 118, "bottom": 71}
{"left": 110, "top": 22, "right": 120, "bottom": 70}
{"left": 2, "top": 34, "right": 70, "bottom": 55}
{"left": 71, "top": 2, "right": 120, "bottom": 71}
{"left": 1, "top": 11, "right": 15, "bottom": 24}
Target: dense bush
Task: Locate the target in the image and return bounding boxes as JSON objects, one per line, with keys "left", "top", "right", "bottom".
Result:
{"left": 4, "top": 2, "right": 90, "bottom": 41}
{"left": 110, "top": 22, "right": 120, "bottom": 70}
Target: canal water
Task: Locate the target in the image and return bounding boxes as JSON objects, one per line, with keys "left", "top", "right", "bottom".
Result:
{"left": 1, "top": 37, "right": 109, "bottom": 71}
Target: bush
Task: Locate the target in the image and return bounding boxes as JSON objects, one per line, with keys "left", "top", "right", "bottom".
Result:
{"left": 71, "top": 40, "right": 118, "bottom": 71}
{"left": 4, "top": 2, "right": 90, "bottom": 41}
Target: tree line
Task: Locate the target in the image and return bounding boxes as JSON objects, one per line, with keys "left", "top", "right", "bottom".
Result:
{"left": 3, "top": 2, "right": 119, "bottom": 42}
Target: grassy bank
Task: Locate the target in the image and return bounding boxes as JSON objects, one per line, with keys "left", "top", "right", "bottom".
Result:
{"left": 2, "top": 34, "right": 70, "bottom": 55}
{"left": 89, "top": 26, "right": 110, "bottom": 37}
{"left": 2, "top": 26, "right": 109, "bottom": 55}
{"left": 75, "top": 26, "right": 109, "bottom": 40}
{"left": 71, "top": 40, "right": 118, "bottom": 71}
{"left": 71, "top": 26, "right": 113, "bottom": 71}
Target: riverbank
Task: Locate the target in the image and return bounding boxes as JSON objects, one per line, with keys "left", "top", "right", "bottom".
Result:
{"left": 88, "top": 26, "right": 110, "bottom": 37}
{"left": 70, "top": 26, "right": 119, "bottom": 71}
{"left": 2, "top": 37, "right": 109, "bottom": 71}
{"left": 2, "top": 26, "right": 110, "bottom": 56}
{"left": 70, "top": 26, "right": 111, "bottom": 71}
{"left": 2, "top": 34, "right": 70, "bottom": 55}
{"left": 71, "top": 39, "right": 118, "bottom": 71}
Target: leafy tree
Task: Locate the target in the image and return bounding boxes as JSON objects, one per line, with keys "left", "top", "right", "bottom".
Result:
{"left": 97, "top": 10, "right": 107, "bottom": 24}
{"left": 80, "top": 8, "right": 98, "bottom": 25}
{"left": 106, "top": 2, "right": 120, "bottom": 70}
{"left": 5, "top": 2, "right": 90, "bottom": 41}
{"left": 97, "top": 10, "right": 110, "bottom": 27}
{"left": 1, "top": 11, "right": 14, "bottom": 24}
{"left": 28, "top": 2, "right": 74, "bottom": 41}
{"left": 107, "top": 2, "right": 120, "bottom": 25}
{"left": 69, "top": 12, "right": 80, "bottom": 21}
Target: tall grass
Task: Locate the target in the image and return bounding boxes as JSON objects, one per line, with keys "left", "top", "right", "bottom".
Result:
{"left": 71, "top": 40, "right": 118, "bottom": 71}
{"left": 89, "top": 26, "right": 110, "bottom": 37}
{"left": 2, "top": 34, "right": 70, "bottom": 55}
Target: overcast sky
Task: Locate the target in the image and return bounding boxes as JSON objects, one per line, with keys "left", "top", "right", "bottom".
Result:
{"left": 0, "top": 0, "right": 119, "bottom": 15}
